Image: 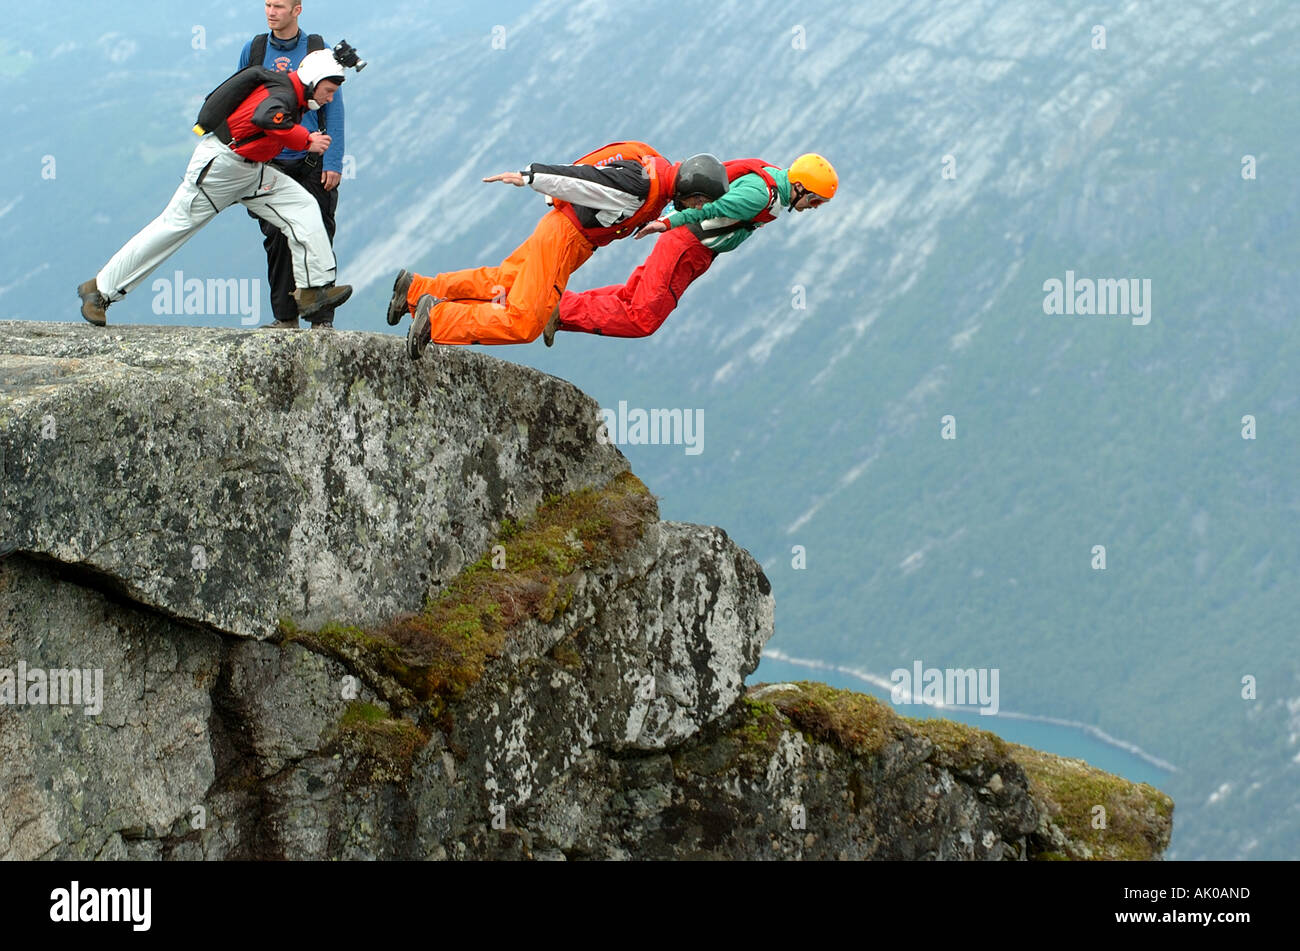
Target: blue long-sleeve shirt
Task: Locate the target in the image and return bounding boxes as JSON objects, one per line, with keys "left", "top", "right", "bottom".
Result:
{"left": 238, "top": 30, "right": 344, "bottom": 173}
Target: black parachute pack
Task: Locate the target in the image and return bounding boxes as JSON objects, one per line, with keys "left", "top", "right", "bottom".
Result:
{"left": 193, "top": 67, "right": 301, "bottom": 151}
{"left": 193, "top": 67, "right": 296, "bottom": 147}
{"left": 193, "top": 35, "right": 325, "bottom": 148}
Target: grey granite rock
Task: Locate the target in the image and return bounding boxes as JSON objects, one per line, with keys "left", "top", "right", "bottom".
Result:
{"left": 0, "top": 323, "right": 1170, "bottom": 860}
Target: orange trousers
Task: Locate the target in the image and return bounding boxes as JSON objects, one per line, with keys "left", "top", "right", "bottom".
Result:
{"left": 406, "top": 209, "right": 595, "bottom": 345}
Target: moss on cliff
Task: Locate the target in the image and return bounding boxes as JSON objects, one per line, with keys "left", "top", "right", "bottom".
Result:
{"left": 736, "top": 697, "right": 783, "bottom": 748}
{"left": 1009, "top": 743, "right": 1174, "bottom": 861}
{"left": 671, "top": 695, "right": 789, "bottom": 780}
{"left": 330, "top": 700, "right": 429, "bottom": 784}
{"left": 905, "top": 716, "right": 1010, "bottom": 772}
{"left": 715, "top": 682, "right": 1173, "bottom": 860}
{"left": 761, "top": 682, "right": 901, "bottom": 757}
{"left": 748, "top": 682, "right": 1006, "bottom": 770}
{"left": 548, "top": 637, "right": 584, "bottom": 670}
{"left": 282, "top": 471, "right": 658, "bottom": 723}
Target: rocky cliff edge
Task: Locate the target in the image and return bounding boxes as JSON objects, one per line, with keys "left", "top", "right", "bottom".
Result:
{"left": 0, "top": 323, "right": 1171, "bottom": 860}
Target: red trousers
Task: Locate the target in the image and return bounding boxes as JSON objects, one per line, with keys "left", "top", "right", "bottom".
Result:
{"left": 558, "top": 226, "right": 715, "bottom": 338}
{"left": 406, "top": 210, "right": 594, "bottom": 345}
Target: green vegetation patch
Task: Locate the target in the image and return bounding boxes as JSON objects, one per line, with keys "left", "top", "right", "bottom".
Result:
{"left": 905, "top": 716, "right": 1011, "bottom": 773}
{"left": 756, "top": 683, "right": 1010, "bottom": 776}
{"left": 332, "top": 700, "right": 429, "bottom": 784}
{"left": 281, "top": 471, "right": 658, "bottom": 721}
{"left": 764, "top": 682, "right": 902, "bottom": 758}
{"left": 672, "top": 695, "right": 788, "bottom": 780}
{"left": 549, "top": 638, "right": 583, "bottom": 670}
{"left": 735, "top": 696, "right": 784, "bottom": 749}
{"left": 1010, "top": 743, "right": 1174, "bottom": 861}
{"left": 723, "top": 683, "right": 1171, "bottom": 861}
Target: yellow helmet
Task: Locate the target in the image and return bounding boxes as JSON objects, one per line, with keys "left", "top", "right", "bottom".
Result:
{"left": 788, "top": 153, "right": 838, "bottom": 200}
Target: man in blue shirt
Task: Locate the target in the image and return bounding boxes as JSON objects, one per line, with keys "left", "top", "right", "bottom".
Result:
{"left": 240, "top": 0, "right": 346, "bottom": 328}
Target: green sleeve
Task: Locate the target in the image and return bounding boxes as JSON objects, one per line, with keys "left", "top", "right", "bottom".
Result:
{"left": 666, "top": 174, "right": 771, "bottom": 229}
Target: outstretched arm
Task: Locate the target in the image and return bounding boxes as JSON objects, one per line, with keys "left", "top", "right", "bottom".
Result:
{"left": 665, "top": 174, "right": 773, "bottom": 229}
{"left": 521, "top": 161, "right": 649, "bottom": 214}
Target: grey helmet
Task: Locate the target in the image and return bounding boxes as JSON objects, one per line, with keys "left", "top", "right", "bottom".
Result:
{"left": 672, "top": 153, "right": 728, "bottom": 211}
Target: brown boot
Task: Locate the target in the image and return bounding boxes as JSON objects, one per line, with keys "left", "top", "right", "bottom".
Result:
{"left": 293, "top": 284, "right": 353, "bottom": 319}
{"left": 386, "top": 269, "right": 414, "bottom": 326}
{"left": 542, "top": 304, "right": 561, "bottom": 347}
{"left": 406, "top": 294, "right": 444, "bottom": 360}
{"left": 77, "top": 279, "right": 109, "bottom": 326}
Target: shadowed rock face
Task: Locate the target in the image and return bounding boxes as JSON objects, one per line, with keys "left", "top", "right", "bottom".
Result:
{"left": 0, "top": 323, "right": 1169, "bottom": 860}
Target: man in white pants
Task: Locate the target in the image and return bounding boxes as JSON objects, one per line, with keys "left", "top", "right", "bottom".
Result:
{"left": 78, "top": 49, "right": 353, "bottom": 327}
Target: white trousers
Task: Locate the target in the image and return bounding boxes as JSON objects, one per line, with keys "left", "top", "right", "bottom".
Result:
{"left": 97, "top": 134, "right": 336, "bottom": 301}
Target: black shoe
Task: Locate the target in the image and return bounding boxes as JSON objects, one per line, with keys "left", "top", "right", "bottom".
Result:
{"left": 293, "top": 284, "right": 353, "bottom": 319}
{"left": 407, "top": 294, "right": 443, "bottom": 360}
{"left": 542, "top": 304, "right": 561, "bottom": 347}
{"left": 387, "top": 269, "right": 414, "bottom": 326}
{"left": 78, "top": 279, "right": 109, "bottom": 326}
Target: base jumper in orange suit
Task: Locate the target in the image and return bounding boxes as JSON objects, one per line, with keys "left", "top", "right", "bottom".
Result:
{"left": 396, "top": 144, "right": 680, "bottom": 346}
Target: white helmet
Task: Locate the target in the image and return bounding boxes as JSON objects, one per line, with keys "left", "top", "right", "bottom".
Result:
{"left": 297, "top": 49, "right": 346, "bottom": 108}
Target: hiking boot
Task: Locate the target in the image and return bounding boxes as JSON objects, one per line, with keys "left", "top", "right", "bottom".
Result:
{"left": 387, "top": 269, "right": 414, "bottom": 326}
{"left": 308, "top": 318, "right": 334, "bottom": 330}
{"left": 293, "top": 284, "right": 353, "bottom": 319}
{"left": 77, "top": 279, "right": 109, "bottom": 326}
{"left": 407, "top": 294, "right": 443, "bottom": 360}
{"left": 265, "top": 317, "right": 300, "bottom": 329}
{"left": 542, "top": 303, "right": 561, "bottom": 347}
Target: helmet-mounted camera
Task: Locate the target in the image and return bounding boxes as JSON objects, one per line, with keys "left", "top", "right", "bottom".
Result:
{"left": 332, "top": 40, "right": 367, "bottom": 72}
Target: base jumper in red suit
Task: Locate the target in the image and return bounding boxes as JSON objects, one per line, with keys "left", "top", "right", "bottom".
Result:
{"left": 552, "top": 158, "right": 799, "bottom": 340}
{"left": 556, "top": 226, "right": 716, "bottom": 337}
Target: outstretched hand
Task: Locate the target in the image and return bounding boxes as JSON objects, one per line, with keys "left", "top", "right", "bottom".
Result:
{"left": 634, "top": 220, "right": 669, "bottom": 240}
{"left": 484, "top": 171, "right": 527, "bottom": 187}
